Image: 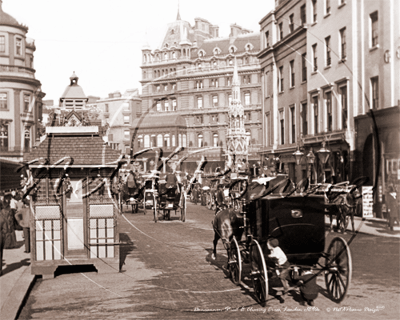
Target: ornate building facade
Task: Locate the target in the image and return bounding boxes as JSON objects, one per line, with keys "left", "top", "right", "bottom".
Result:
{"left": 138, "top": 12, "right": 262, "bottom": 172}
{"left": 258, "top": 0, "right": 400, "bottom": 217}
{"left": 0, "top": 1, "right": 45, "bottom": 161}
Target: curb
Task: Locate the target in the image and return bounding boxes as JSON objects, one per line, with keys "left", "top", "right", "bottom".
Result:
{"left": 0, "top": 266, "right": 36, "bottom": 320}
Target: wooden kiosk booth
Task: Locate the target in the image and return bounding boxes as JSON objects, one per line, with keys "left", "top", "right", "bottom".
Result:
{"left": 24, "top": 125, "right": 122, "bottom": 279}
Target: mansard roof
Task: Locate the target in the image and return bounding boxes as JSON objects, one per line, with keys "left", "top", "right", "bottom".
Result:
{"left": 199, "top": 33, "right": 260, "bottom": 57}
{"left": 0, "top": 1, "right": 28, "bottom": 32}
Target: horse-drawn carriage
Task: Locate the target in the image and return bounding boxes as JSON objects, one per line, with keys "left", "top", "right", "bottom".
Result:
{"left": 212, "top": 175, "right": 354, "bottom": 306}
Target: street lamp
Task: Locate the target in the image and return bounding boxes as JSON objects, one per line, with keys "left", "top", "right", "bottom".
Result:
{"left": 293, "top": 146, "right": 304, "bottom": 165}
{"left": 317, "top": 140, "right": 330, "bottom": 182}
{"left": 306, "top": 148, "right": 315, "bottom": 184}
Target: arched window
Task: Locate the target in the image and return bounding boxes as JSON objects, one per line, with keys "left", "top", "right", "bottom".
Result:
{"left": 144, "top": 135, "right": 150, "bottom": 148}
{"left": 164, "top": 52, "right": 168, "bottom": 60}
{"left": 179, "top": 134, "right": 182, "bottom": 147}
{"left": 0, "top": 125, "right": 8, "bottom": 151}
{"left": 151, "top": 134, "right": 156, "bottom": 147}
{"left": 172, "top": 51, "right": 176, "bottom": 59}
{"left": 198, "top": 134, "right": 203, "bottom": 147}
{"left": 172, "top": 134, "right": 176, "bottom": 147}
{"left": 246, "top": 131, "right": 251, "bottom": 146}
{"left": 183, "top": 134, "right": 187, "bottom": 147}
{"left": 157, "top": 134, "right": 163, "bottom": 147}
{"left": 213, "top": 133, "right": 218, "bottom": 147}
{"left": 164, "top": 134, "right": 170, "bottom": 147}
{"left": 138, "top": 135, "right": 143, "bottom": 148}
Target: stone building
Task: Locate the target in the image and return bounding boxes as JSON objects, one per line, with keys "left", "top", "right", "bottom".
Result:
{"left": 0, "top": 0, "right": 45, "bottom": 161}
{"left": 258, "top": 0, "right": 399, "bottom": 217}
{"left": 139, "top": 11, "right": 262, "bottom": 172}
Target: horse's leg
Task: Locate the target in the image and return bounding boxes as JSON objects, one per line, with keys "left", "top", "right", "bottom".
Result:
{"left": 212, "top": 232, "right": 220, "bottom": 260}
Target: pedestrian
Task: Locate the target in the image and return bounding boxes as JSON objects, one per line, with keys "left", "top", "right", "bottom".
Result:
{"left": 10, "top": 191, "right": 22, "bottom": 231}
{"left": 215, "top": 184, "right": 226, "bottom": 215}
{"left": 0, "top": 200, "right": 9, "bottom": 276}
{"left": 2, "top": 195, "right": 17, "bottom": 249}
{"left": 266, "top": 238, "right": 291, "bottom": 295}
{"left": 385, "top": 185, "right": 399, "bottom": 231}
{"left": 19, "top": 197, "right": 31, "bottom": 253}
{"left": 293, "top": 268, "right": 318, "bottom": 306}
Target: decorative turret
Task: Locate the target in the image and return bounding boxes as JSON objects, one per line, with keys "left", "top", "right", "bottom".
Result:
{"left": 226, "top": 58, "right": 249, "bottom": 166}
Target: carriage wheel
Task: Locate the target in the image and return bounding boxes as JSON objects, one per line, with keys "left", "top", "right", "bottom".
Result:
{"left": 228, "top": 237, "right": 242, "bottom": 285}
{"left": 250, "top": 239, "right": 268, "bottom": 307}
{"left": 143, "top": 202, "right": 147, "bottom": 215}
{"left": 324, "top": 236, "right": 352, "bottom": 303}
{"left": 180, "top": 194, "right": 186, "bottom": 222}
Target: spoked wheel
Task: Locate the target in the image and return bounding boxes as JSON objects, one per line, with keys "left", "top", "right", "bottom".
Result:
{"left": 324, "top": 236, "right": 352, "bottom": 303}
{"left": 250, "top": 239, "right": 268, "bottom": 307}
{"left": 180, "top": 194, "right": 186, "bottom": 222}
{"left": 143, "top": 202, "right": 147, "bottom": 215}
{"left": 153, "top": 198, "right": 158, "bottom": 223}
{"left": 228, "top": 237, "right": 242, "bottom": 285}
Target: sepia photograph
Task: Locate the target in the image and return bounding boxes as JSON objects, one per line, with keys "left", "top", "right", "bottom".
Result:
{"left": 0, "top": 0, "right": 399, "bottom": 319}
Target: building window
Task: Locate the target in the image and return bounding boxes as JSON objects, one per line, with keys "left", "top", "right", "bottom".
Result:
{"left": 0, "top": 36, "right": 5, "bottom": 53}
{"left": 313, "top": 96, "right": 319, "bottom": 133}
{"left": 312, "top": 0, "right": 317, "bottom": 23}
{"left": 325, "top": 0, "right": 331, "bottom": 15}
{"left": 226, "top": 77, "right": 232, "bottom": 86}
{"left": 157, "top": 101, "right": 162, "bottom": 112}
{"left": 301, "top": 102, "right": 308, "bottom": 135}
{"left": 325, "top": 91, "right": 332, "bottom": 132}
{"left": 280, "top": 110, "right": 285, "bottom": 145}
{"left": 325, "top": 36, "right": 331, "bottom": 66}
{"left": 164, "top": 84, "right": 168, "bottom": 91}
{"left": 265, "top": 31, "right": 269, "bottom": 48}
{"left": 340, "top": 28, "right": 346, "bottom": 60}
{"left": 244, "top": 92, "right": 251, "bottom": 106}
{"left": 290, "top": 60, "right": 295, "bottom": 87}
{"left": 312, "top": 44, "right": 318, "bottom": 71}
{"left": 164, "top": 134, "right": 170, "bottom": 147}
{"left": 156, "top": 134, "right": 162, "bottom": 147}
{"left": 246, "top": 131, "right": 251, "bottom": 146}
{"left": 183, "top": 134, "right": 187, "bottom": 147}
{"left": 212, "top": 95, "right": 218, "bottom": 107}
{"left": 138, "top": 135, "right": 143, "bottom": 148}
{"left": 197, "top": 96, "right": 203, "bottom": 109}
{"left": 24, "top": 128, "right": 30, "bottom": 152}
{"left": 213, "top": 133, "right": 218, "bottom": 147}
{"left": 196, "top": 80, "right": 203, "bottom": 89}
{"left": 144, "top": 135, "right": 150, "bottom": 148}
{"left": 0, "top": 126, "right": 8, "bottom": 151}
{"left": 151, "top": 135, "right": 156, "bottom": 147}
{"left": 164, "top": 101, "right": 170, "bottom": 111}
{"left": 124, "top": 130, "right": 130, "bottom": 140}
{"left": 105, "top": 103, "right": 109, "bottom": 112}
{"left": 211, "top": 79, "right": 219, "bottom": 87}
{"left": 300, "top": 4, "right": 306, "bottom": 25}
{"left": 123, "top": 115, "right": 130, "bottom": 125}
{"left": 196, "top": 115, "right": 203, "bottom": 124}
{"left": 172, "top": 83, "right": 176, "bottom": 90}
{"left": 301, "top": 53, "right": 307, "bottom": 82}
{"left": 198, "top": 134, "right": 203, "bottom": 147}
{"left": 16, "top": 37, "right": 22, "bottom": 55}
{"left": 340, "top": 85, "right": 348, "bottom": 129}
{"left": 0, "top": 92, "right": 7, "bottom": 109}
{"left": 228, "top": 94, "right": 232, "bottom": 105}
{"left": 371, "top": 76, "right": 379, "bottom": 110}
{"left": 172, "top": 134, "right": 176, "bottom": 147}
{"left": 289, "top": 14, "right": 294, "bottom": 33}
{"left": 370, "top": 11, "right": 378, "bottom": 47}
{"left": 278, "top": 22, "right": 283, "bottom": 40}
{"left": 23, "top": 94, "right": 30, "bottom": 112}
{"left": 172, "top": 99, "right": 177, "bottom": 111}
{"left": 212, "top": 114, "right": 219, "bottom": 122}
{"left": 178, "top": 134, "right": 182, "bottom": 147}
{"left": 290, "top": 106, "right": 296, "bottom": 144}
{"left": 278, "top": 66, "right": 284, "bottom": 92}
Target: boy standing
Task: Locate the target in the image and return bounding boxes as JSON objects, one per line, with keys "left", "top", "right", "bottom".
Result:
{"left": 266, "top": 238, "right": 291, "bottom": 294}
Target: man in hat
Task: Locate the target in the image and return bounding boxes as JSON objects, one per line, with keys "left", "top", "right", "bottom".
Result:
{"left": 215, "top": 184, "right": 226, "bottom": 215}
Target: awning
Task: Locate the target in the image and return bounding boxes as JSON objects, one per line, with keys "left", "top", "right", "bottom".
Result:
{"left": 0, "top": 159, "right": 24, "bottom": 192}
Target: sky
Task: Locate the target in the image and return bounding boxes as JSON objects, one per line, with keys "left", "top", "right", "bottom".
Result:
{"left": 3, "top": 0, "right": 275, "bottom": 104}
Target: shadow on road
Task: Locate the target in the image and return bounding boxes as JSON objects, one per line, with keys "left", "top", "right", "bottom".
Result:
{"left": 119, "top": 232, "right": 136, "bottom": 270}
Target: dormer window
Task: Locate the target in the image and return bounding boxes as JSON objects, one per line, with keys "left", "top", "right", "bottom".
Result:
{"left": 229, "top": 46, "right": 237, "bottom": 54}
{"left": 198, "top": 49, "right": 206, "bottom": 58}
{"left": 245, "top": 43, "right": 253, "bottom": 51}
{"left": 213, "top": 47, "right": 221, "bottom": 55}
{"left": 171, "top": 29, "right": 175, "bottom": 35}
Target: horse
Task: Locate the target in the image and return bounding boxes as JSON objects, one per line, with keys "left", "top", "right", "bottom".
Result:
{"left": 211, "top": 208, "right": 244, "bottom": 265}
{"left": 325, "top": 186, "right": 361, "bottom": 234}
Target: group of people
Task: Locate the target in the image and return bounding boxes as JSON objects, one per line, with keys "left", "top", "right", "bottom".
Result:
{"left": 0, "top": 190, "right": 31, "bottom": 276}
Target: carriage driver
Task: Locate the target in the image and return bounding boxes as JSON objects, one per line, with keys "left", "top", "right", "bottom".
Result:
{"left": 215, "top": 184, "right": 226, "bottom": 215}
{"left": 165, "top": 170, "right": 180, "bottom": 194}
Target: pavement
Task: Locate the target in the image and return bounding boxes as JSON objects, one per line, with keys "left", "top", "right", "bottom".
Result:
{"left": 1, "top": 216, "right": 399, "bottom": 320}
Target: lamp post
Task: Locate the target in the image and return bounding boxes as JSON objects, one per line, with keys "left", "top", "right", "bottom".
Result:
{"left": 317, "top": 140, "right": 330, "bottom": 182}
{"left": 293, "top": 146, "right": 304, "bottom": 166}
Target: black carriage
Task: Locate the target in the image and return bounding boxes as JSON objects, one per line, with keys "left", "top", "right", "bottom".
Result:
{"left": 118, "top": 169, "right": 143, "bottom": 214}
{"left": 225, "top": 175, "right": 352, "bottom": 306}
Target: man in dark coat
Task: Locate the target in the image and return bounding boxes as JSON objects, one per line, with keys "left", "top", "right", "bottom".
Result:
{"left": 215, "top": 184, "right": 226, "bottom": 215}
{"left": 293, "top": 269, "right": 319, "bottom": 306}
{"left": 0, "top": 201, "right": 8, "bottom": 276}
